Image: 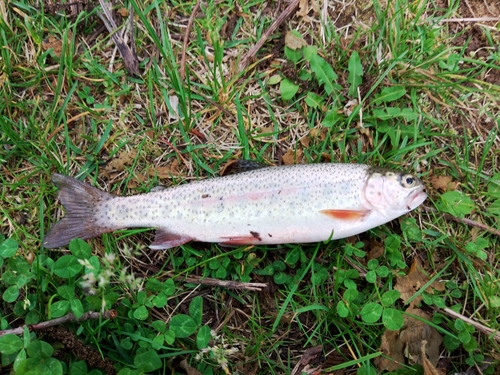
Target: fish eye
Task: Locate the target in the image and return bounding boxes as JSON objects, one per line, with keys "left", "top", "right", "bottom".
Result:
{"left": 403, "top": 175, "right": 415, "bottom": 187}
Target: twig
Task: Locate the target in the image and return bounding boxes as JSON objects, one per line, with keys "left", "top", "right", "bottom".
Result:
{"left": 0, "top": 310, "right": 117, "bottom": 337}
{"left": 98, "top": 0, "right": 140, "bottom": 76}
{"left": 238, "top": 0, "right": 301, "bottom": 72}
{"left": 180, "top": 0, "right": 202, "bottom": 80}
{"left": 439, "top": 17, "right": 500, "bottom": 22}
{"left": 420, "top": 205, "right": 500, "bottom": 238}
{"left": 184, "top": 276, "right": 268, "bottom": 291}
{"left": 441, "top": 307, "right": 500, "bottom": 342}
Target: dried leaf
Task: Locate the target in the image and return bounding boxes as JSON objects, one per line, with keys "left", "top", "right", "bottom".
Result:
{"left": 285, "top": 31, "right": 307, "bottom": 50}
{"left": 358, "top": 126, "right": 373, "bottom": 148}
{"left": 106, "top": 149, "right": 138, "bottom": 173}
{"left": 366, "top": 239, "right": 384, "bottom": 261}
{"left": 299, "top": 346, "right": 322, "bottom": 365}
{"left": 297, "top": 0, "right": 309, "bottom": 17}
{"left": 376, "top": 330, "right": 404, "bottom": 371}
{"left": 126, "top": 173, "right": 145, "bottom": 189}
{"left": 42, "top": 32, "right": 72, "bottom": 58}
{"left": 430, "top": 175, "right": 459, "bottom": 192}
{"left": 300, "top": 136, "right": 311, "bottom": 148}
{"left": 343, "top": 99, "right": 358, "bottom": 116}
{"left": 117, "top": 7, "right": 129, "bottom": 17}
{"left": 394, "top": 258, "right": 444, "bottom": 305}
{"left": 282, "top": 148, "right": 303, "bottom": 165}
{"left": 169, "top": 95, "right": 180, "bottom": 120}
{"left": 149, "top": 166, "right": 175, "bottom": 179}
{"left": 179, "top": 358, "right": 203, "bottom": 375}
{"left": 375, "top": 305, "right": 442, "bottom": 371}
{"left": 309, "top": 127, "right": 328, "bottom": 141}
{"left": 421, "top": 341, "right": 441, "bottom": 375}
{"left": 259, "top": 125, "right": 275, "bottom": 134}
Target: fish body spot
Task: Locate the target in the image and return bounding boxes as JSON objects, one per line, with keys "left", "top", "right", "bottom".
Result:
{"left": 250, "top": 231, "right": 262, "bottom": 241}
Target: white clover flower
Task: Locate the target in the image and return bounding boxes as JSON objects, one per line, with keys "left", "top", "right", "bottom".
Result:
{"left": 23, "top": 297, "right": 31, "bottom": 310}
{"left": 78, "top": 258, "right": 93, "bottom": 268}
{"left": 104, "top": 252, "right": 116, "bottom": 264}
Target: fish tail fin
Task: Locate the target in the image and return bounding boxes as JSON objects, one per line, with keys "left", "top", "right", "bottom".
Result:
{"left": 43, "top": 174, "right": 116, "bottom": 249}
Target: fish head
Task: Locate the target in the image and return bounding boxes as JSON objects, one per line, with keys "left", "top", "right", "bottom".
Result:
{"left": 363, "top": 168, "right": 427, "bottom": 217}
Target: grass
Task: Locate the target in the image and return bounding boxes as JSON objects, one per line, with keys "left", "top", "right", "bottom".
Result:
{"left": 1, "top": 0, "right": 500, "bottom": 374}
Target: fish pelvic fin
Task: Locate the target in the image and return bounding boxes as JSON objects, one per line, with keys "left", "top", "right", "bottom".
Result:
{"left": 43, "top": 174, "right": 116, "bottom": 249}
{"left": 149, "top": 229, "right": 192, "bottom": 250}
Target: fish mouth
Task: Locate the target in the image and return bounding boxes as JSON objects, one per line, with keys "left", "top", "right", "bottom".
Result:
{"left": 408, "top": 188, "right": 428, "bottom": 210}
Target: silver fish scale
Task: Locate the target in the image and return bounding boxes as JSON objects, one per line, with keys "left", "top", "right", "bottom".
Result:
{"left": 99, "top": 164, "right": 370, "bottom": 230}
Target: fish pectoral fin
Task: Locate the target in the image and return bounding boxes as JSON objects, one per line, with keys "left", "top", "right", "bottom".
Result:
{"left": 150, "top": 230, "right": 192, "bottom": 250}
{"left": 320, "top": 209, "right": 370, "bottom": 220}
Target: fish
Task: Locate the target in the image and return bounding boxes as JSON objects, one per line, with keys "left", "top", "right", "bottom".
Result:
{"left": 43, "top": 163, "right": 427, "bottom": 249}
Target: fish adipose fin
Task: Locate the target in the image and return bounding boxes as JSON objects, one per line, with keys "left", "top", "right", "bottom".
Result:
{"left": 150, "top": 230, "right": 192, "bottom": 250}
{"left": 320, "top": 209, "right": 370, "bottom": 220}
{"left": 43, "top": 174, "right": 116, "bottom": 249}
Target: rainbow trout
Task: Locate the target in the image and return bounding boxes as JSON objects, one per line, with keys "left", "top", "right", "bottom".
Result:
{"left": 43, "top": 163, "right": 427, "bottom": 249}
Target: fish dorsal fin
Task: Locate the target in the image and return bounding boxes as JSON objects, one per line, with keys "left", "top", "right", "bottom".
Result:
{"left": 149, "top": 230, "right": 192, "bottom": 250}
{"left": 221, "top": 160, "right": 270, "bottom": 176}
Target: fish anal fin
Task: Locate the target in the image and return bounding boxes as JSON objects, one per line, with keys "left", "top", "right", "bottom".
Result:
{"left": 320, "top": 209, "right": 370, "bottom": 220}
{"left": 219, "top": 235, "right": 261, "bottom": 246}
{"left": 150, "top": 230, "right": 192, "bottom": 250}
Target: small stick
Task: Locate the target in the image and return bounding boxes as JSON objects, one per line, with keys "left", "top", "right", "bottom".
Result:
{"left": 180, "top": 0, "right": 202, "bottom": 80}
{"left": 420, "top": 205, "right": 500, "bottom": 238}
{"left": 238, "top": 0, "right": 301, "bottom": 72}
{"left": 184, "top": 276, "right": 268, "bottom": 291}
{"left": 0, "top": 310, "right": 117, "bottom": 337}
{"left": 158, "top": 136, "right": 190, "bottom": 170}
{"left": 441, "top": 307, "right": 500, "bottom": 342}
{"left": 98, "top": 0, "right": 140, "bottom": 76}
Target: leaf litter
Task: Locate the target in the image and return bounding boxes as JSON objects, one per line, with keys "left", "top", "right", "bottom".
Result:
{"left": 375, "top": 257, "right": 445, "bottom": 372}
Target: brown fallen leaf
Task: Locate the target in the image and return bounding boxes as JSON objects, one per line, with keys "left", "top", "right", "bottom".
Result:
{"left": 297, "top": 0, "right": 309, "bottom": 17}
{"left": 105, "top": 149, "right": 138, "bottom": 173}
{"left": 42, "top": 32, "right": 73, "bottom": 58}
{"left": 282, "top": 148, "right": 303, "bottom": 165}
{"left": 375, "top": 305, "right": 443, "bottom": 371}
{"left": 299, "top": 136, "right": 311, "bottom": 148}
{"left": 309, "top": 127, "right": 328, "bottom": 141}
{"left": 116, "top": 7, "right": 129, "bottom": 17}
{"left": 148, "top": 166, "right": 176, "bottom": 179}
{"left": 179, "top": 358, "right": 203, "bottom": 375}
{"left": 126, "top": 173, "right": 145, "bottom": 189}
{"left": 357, "top": 126, "right": 373, "bottom": 149}
{"left": 377, "top": 330, "right": 404, "bottom": 371}
{"left": 430, "top": 175, "right": 459, "bottom": 192}
{"left": 299, "top": 346, "right": 322, "bottom": 365}
{"left": 395, "top": 257, "right": 444, "bottom": 306}
{"left": 421, "top": 341, "right": 441, "bottom": 375}
{"left": 285, "top": 30, "right": 307, "bottom": 50}
{"left": 366, "top": 239, "right": 384, "bottom": 261}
